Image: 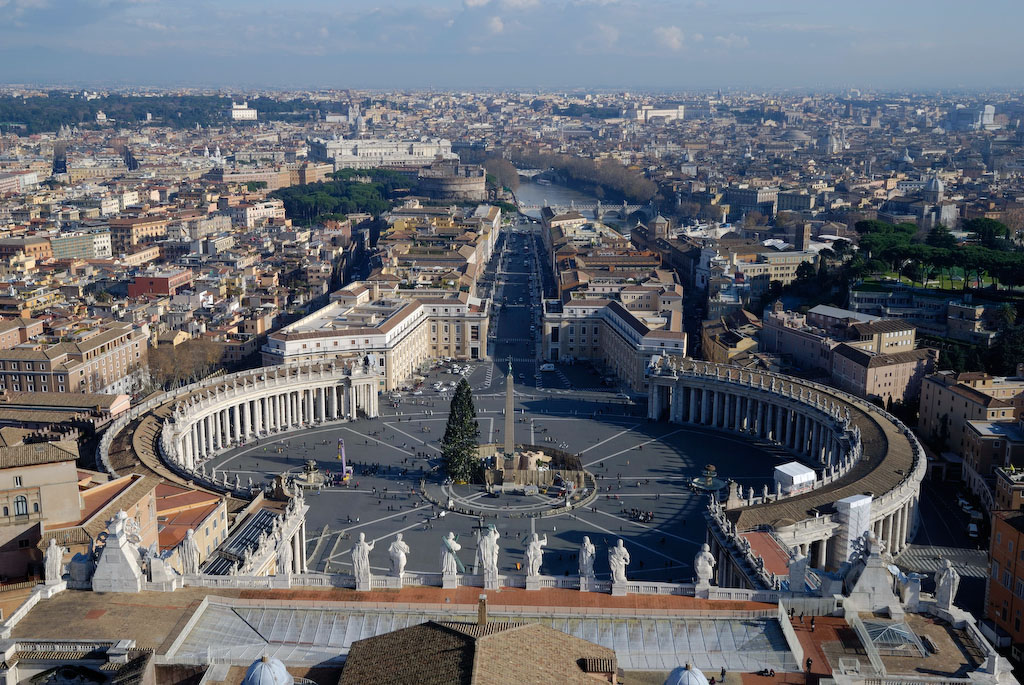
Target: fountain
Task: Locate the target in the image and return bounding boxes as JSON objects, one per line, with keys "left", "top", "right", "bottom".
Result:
{"left": 690, "top": 464, "right": 727, "bottom": 493}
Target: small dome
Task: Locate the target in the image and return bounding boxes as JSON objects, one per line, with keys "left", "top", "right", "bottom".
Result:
{"left": 243, "top": 657, "right": 293, "bottom": 685}
{"left": 665, "top": 664, "right": 710, "bottom": 685}
{"left": 925, "top": 175, "right": 944, "bottom": 193}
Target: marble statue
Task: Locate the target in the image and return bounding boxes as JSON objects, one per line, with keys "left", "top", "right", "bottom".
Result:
{"left": 389, "top": 533, "right": 410, "bottom": 578}
{"left": 276, "top": 532, "right": 292, "bottom": 573}
{"left": 44, "top": 538, "right": 65, "bottom": 584}
{"left": 578, "top": 536, "right": 596, "bottom": 579}
{"left": 478, "top": 525, "right": 500, "bottom": 583}
{"left": 179, "top": 529, "right": 201, "bottom": 575}
{"left": 351, "top": 532, "right": 374, "bottom": 585}
{"left": 441, "top": 532, "right": 462, "bottom": 576}
{"left": 935, "top": 559, "right": 961, "bottom": 610}
{"left": 694, "top": 543, "right": 716, "bottom": 586}
{"left": 608, "top": 539, "right": 630, "bottom": 583}
{"left": 525, "top": 533, "right": 547, "bottom": 577}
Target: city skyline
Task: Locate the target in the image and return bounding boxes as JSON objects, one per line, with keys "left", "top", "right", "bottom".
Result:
{"left": 0, "top": 0, "right": 1021, "bottom": 89}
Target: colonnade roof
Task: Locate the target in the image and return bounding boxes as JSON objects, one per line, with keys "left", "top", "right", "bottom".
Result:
{"left": 724, "top": 381, "right": 915, "bottom": 530}
{"left": 653, "top": 363, "right": 918, "bottom": 531}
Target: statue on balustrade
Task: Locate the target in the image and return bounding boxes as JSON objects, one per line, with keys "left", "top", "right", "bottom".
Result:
{"left": 525, "top": 533, "right": 547, "bottom": 577}
{"left": 935, "top": 559, "right": 961, "bottom": 610}
{"left": 695, "top": 543, "right": 716, "bottom": 586}
{"left": 608, "top": 539, "right": 630, "bottom": 583}
{"left": 180, "top": 529, "right": 201, "bottom": 575}
{"left": 441, "top": 532, "right": 462, "bottom": 576}
{"left": 578, "top": 536, "right": 596, "bottom": 579}
{"left": 351, "top": 532, "right": 374, "bottom": 585}
{"left": 477, "top": 525, "right": 500, "bottom": 584}
{"left": 389, "top": 533, "right": 410, "bottom": 578}
{"left": 44, "top": 538, "right": 65, "bottom": 585}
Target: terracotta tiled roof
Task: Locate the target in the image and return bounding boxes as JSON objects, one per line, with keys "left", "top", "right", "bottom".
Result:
{"left": 0, "top": 441, "right": 78, "bottom": 469}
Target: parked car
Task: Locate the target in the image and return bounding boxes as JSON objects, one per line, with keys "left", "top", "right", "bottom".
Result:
{"left": 540, "top": 363, "right": 555, "bottom": 372}
{"left": 967, "top": 523, "right": 979, "bottom": 538}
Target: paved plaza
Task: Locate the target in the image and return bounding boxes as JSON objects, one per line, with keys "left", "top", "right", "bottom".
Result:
{"left": 206, "top": 227, "right": 798, "bottom": 583}
{"left": 206, "top": 364, "right": 792, "bottom": 582}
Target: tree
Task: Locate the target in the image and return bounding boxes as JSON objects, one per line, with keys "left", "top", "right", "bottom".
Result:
{"left": 926, "top": 224, "right": 956, "bottom": 250}
{"left": 963, "top": 218, "right": 1010, "bottom": 249}
{"left": 441, "top": 378, "right": 480, "bottom": 482}
{"left": 794, "top": 261, "right": 817, "bottom": 282}
{"left": 482, "top": 157, "right": 520, "bottom": 192}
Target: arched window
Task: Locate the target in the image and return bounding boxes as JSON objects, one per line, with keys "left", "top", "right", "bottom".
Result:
{"left": 33, "top": 502, "right": 39, "bottom": 513}
{"left": 13, "top": 496, "right": 27, "bottom": 516}
{"left": 2, "top": 506, "right": 8, "bottom": 516}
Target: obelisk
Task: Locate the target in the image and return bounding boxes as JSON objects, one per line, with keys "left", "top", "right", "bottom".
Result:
{"left": 504, "top": 359, "right": 515, "bottom": 457}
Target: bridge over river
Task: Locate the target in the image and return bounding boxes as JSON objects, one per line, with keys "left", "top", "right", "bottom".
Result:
{"left": 516, "top": 200, "right": 645, "bottom": 217}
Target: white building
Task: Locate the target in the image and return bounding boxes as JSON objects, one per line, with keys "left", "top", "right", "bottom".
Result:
{"left": 230, "top": 101, "right": 258, "bottom": 121}
{"left": 308, "top": 137, "right": 457, "bottom": 170}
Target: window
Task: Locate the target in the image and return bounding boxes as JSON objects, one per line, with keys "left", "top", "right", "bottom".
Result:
{"left": 994, "top": 560, "right": 1001, "bottom": 580}
{"left": 13, "top": 476, "right": 21, "bottom": 487}
{"left": 13, "top": 496, "right": 27, "bottom": 516}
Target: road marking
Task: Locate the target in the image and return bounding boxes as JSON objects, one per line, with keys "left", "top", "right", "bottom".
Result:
{"left": 384, "top": 421, "right": 440, "bottom": 452}
{"left": 579, "top": 423, "right": 643, "bottom": 454}
{"left": 583, "top": 428, "right": 687, "bottom": 468}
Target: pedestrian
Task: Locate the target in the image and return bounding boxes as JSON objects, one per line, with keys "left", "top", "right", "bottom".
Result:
{"left": 799, "top": 612, "right": 804, "bottom": 625}
{"left": 810, "top": 617, "right": 816, "bottom": 633}
{"left": 806, "top": 657, "right": 813, "bottom": 672}
{"left": 720, "top": 667, "right": 726, "bottom": 682}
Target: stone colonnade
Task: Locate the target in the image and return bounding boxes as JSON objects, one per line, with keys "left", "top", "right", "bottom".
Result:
{"left": 165, "top": 363, "right": 380, "bottom": 471}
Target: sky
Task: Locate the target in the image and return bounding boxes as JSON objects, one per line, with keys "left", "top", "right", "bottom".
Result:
{"left": 0, "top": 0, "right": 1021, "bottom": 90}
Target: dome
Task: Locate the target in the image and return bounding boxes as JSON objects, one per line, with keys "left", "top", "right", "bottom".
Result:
{"left": 243, "top": 657, "right": 294, "bottom": 685}
{"left": 665, "top": 664, "right": 710, "bottom": 685}
{"left": 925, "top": 175, "right": 944, "bottom": 193}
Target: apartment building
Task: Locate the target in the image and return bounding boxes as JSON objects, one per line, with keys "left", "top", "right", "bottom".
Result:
{"left": 49, "top": 230, "right": 112, "bottom": 260}
{"left": 830, "top": 343, "right": 937, "bottom": 405}
{"left": 0, "top": 237, "right": 52, "bottom": 261}
{"left": 0, "top": 322, "right": 149, "bottom": 395}
{"left": 963, "top": 422, "right": 1024, "bottom": 510}
{"left": 0, "top": 441, "right": 80, "bottom": 576}
{"left": 986, "top": 511, "right": 1024, "bottom": 649}
{"left": 261, "top": 282, "right": 489, "bottom": 390}
{"left": 228, "top": 200, "right": 286, "bottom": 229}
{"left": 155, "top": 482, "right": 228, "bottom": 573}
{"left": 919, "top": 371, "right": 1024, "bottom": 454}
{"left": 701, "top": 310, "right": 761, "bottom": 365}
{"left": 542, "top": 292, "right": 686, "bottom": 392}
{"left": 127, "top": 269, "right": 194, "bottom": 298}
{"left": 108, "top": 216, "right": 169, "bottom": 254}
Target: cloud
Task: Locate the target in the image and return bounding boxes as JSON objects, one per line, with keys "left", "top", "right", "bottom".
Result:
{"left": 654, "top": 25, "right": 683, "bottom": 51}
{"left": 596, "top": 22, "right": 618, "bottom": 44}
{"left": 488, "top": 15, "right": 504, "bottom": 33}
{"left": 503, "top": 0, "right": 539, "bottom": 7}
{"left": 464, "top": 0, "right": 490, "bottom": 6}
{"left": 714, "top": 33, "right": 749, "bottom": 49}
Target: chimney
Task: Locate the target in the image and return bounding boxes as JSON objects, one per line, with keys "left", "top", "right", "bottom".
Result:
{"left": 477, "top": 593, "right": 487, "bottom": 626}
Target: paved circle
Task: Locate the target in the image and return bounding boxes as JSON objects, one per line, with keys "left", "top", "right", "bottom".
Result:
{"left": 207, "top": 367, "right": 793, "bottom": 583}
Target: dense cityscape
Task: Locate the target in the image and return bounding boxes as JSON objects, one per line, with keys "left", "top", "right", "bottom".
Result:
{"left": 0, "top": 2, "right": 1022, "bottom": 684}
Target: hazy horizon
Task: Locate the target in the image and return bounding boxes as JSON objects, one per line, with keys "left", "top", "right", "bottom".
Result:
{"left": 0, "top": 0, "right": 1021, "bottom": 90}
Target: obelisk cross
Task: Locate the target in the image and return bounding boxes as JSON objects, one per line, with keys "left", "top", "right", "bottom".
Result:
{"left": 504, "top": 358, "right": 515, "bottom": 457}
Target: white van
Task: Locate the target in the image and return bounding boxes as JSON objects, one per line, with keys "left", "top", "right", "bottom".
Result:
{"left": 540, "top": 363, "right": 555, "bottom": 372}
